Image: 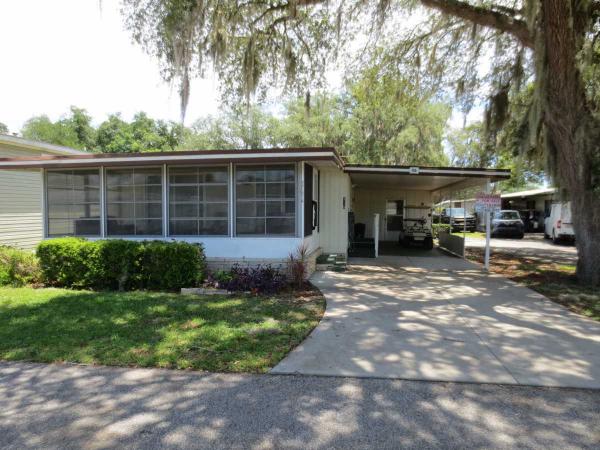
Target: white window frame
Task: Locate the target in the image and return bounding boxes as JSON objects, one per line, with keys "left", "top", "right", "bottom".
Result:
{"left": 44, "top": 167, "right": 102, "bottom": 238}
{"left": 233, "top": 162, "right": 298, "bottom": 238}
{"left": 103, "top": 165, "right": 164, "bottom": 238}
{"left": 166, "top": 164, "right": 230, "bottom": 237}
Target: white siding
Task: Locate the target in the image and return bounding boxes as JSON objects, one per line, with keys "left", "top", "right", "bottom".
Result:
{"left": 353, "top": 187, "right": 432, "bottom": 240}
{"left": 318, "top": 167, "right": 351, "bottom": 254}
{"left": 0, "top": 168, "right": 43, "bottom": 249}
{"left": 0, "top": 146, "right": 47, "bottom": 249}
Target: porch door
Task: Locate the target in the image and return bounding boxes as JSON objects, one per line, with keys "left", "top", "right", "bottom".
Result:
{"left": 384, "top": 199, "right": 404, "bottom": 241}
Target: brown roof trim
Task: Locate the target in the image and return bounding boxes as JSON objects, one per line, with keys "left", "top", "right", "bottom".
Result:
{"left": 0, "top": 147, "right": 344, "bottom": 170}
{"left": 0, "top": 147, "right": 338, "bottom": 161}
{"left": 22, "top": 155, "right": 337, "bottom": 169}
{"left": 345, "top": 163, "right": 511, "bottom": 174}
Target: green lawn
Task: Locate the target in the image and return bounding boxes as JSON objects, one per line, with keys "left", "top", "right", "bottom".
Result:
{"left": 451, "top": 230, "right": 486, "bottom": 239}
{"left": 0, "top": 287, "right": 325, "bottom": 373}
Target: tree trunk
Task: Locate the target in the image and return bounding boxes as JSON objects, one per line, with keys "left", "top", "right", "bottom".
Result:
{"left": 540, "top": 0, "right": 600, "bottom": 286}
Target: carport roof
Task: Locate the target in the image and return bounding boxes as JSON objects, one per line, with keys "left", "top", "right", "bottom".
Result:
{"left": 0, "top": 148, "right": 511, "bottom": 192}
{"left": 345, "top": 164, "right": 511, "bottom": 193}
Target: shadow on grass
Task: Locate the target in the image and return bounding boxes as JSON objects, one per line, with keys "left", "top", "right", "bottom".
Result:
{"left": 465, "top": 249, "right": 599, "bottom": 321}
{"left": 0, "top": 288, "right": 325, "bottom": 372}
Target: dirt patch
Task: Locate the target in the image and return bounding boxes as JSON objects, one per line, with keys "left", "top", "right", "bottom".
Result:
{"left": 465, "top": 248, "right": 599, "bottom": 321}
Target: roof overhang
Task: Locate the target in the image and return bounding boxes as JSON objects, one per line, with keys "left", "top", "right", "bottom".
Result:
{"left": 501, "top": 187, "right": 556, "bottom": 199}
{"left": 345, "top": 164, "right": 511, "bottom": 193}
{"left": 0, "top": 147, "right": 344, "bottom": 169}
{"left": 0, "top": 134, "right": 85, "bottom": 156}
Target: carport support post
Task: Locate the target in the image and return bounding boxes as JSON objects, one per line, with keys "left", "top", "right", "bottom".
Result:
{"left": 373, "top": 213, "right": 380, "bottom": 258}
{"left": 485, "top": 211, "right": 491, "bottom": 271}
{"left": 484, "top": 180, "right": 491, "bottom": 271}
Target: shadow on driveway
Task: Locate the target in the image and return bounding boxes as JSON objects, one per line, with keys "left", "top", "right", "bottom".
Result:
{"left": 273, "top": 256, "right": 600, "bottom": 388}
{"left": 0, "top": 361, "right": 598, "bottom": 449}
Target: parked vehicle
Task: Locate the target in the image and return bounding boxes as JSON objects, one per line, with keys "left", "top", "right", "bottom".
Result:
{"left": 491, "top": 210, "right": 524, "bottom": 238}
{"left": 544, "top": 202, "right": 575, "bottom": 243}
{"left": 436, "top": 207, "right": 477, "bottom": 232}
{"left": 399, "top": 206, "right": 433, "bottom": 249}
{"left": 518, "top": 210, "right": 544, "bottom": 232}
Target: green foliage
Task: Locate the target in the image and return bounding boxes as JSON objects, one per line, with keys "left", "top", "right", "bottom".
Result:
{"left": 0, "top": 286, "right": 325, "bottom": 372}
{"left": 0, "top": 122, "right": 8, "bottom": 134}
{"left": 92, "top": 112, "right": 186, "bottom": 153}
{"left": 341, "top": 62, "right": 450, "bottom": 165}
{"left": 446, "top": 118, "right": 546, "bottom": 191}
{"left": 179, "top": 65, "right": 450, "bottom": 166}
{"left": 21, "top": 106, "right": 96, "bottom": 150}
{"left": 36, "top": 238, "right": 206, "bottom": 291}
{"left": 182, "top": 107, "right": 279, "bottom": 150}
{"left": 0, "top": 246, "right": 41, "bottom": 287}
{"left": 20, "top": 108, "right": 185, "bottom": 153}
{"left": 431, "top": 224, "right": 451, "bottom": 239}
{"left": 139, "top": 241, "right": 206, "bottom": 291}
{"left": 22, "top": 115, "right": 82, "bottom": 149}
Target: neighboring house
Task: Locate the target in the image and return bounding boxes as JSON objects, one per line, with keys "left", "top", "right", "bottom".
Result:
{"left": 0, "top": 148, "right": 510, "bottom": 268}
{"left": 0, "top": 134, "right": 85, "bottom": 249}
{"left": 501, "top": 187, "right": 557, "bottom": 232}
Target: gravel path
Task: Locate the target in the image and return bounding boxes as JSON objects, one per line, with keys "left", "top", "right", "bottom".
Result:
{"left": 1, "top": 361, "right": 598, "bottom": 449}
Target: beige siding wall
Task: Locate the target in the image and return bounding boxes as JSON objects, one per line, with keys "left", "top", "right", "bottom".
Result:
{"left": 0, "top": 145, "right": 46, "bottom": 250}
{"left": 352, "top": 188, "right": 432, "bottom": 240}
{"left": 318, "top": 167, "right": 351, "bottom": 254}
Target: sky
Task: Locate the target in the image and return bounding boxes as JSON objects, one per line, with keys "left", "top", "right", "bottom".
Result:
{"left": 0, "top": 0, "right": 475, "bottom": 135}
{"left": 0, "top": 0, "right": 221, "bottom": 133}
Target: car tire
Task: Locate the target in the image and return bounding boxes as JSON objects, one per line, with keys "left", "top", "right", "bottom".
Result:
{"left": 517, "top": 233, "right": 524, "bottom": 239}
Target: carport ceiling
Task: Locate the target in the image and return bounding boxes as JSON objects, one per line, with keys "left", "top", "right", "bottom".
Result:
{"left": 348, "top": 172, "right": 471, "bottom": 190}
{"left": 345, "top": 165, "right": 511, "bottom": 192}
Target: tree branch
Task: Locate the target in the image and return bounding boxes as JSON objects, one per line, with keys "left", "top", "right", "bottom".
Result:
{"left": 420, "top": 0, "right": 533, "bottom": 48}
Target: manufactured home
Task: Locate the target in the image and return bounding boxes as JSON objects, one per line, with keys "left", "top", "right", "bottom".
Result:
{"left": 0, "top": 134, "right": 85, "bottom": 249}
{"left": 0, "top": 147, "right": 510, "bottom": 267}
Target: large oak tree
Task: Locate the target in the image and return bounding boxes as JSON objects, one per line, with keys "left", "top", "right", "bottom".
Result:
{"left": 123, "top": 0, "right": 600, "bottom": 285}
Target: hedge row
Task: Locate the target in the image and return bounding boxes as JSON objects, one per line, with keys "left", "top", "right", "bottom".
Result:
{"left": 36, "top": 238, "right": 206, "bottom": 291}
{"left": 431, "top": 223, "right": 452, "bottom": 238}
{"left": 0, "top": 245, "right": 42, "bottom": 286}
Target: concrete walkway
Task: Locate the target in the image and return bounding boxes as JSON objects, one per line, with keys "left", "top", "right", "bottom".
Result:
{"left": 272, "top": 255, "right": 600, "bottom": 388}
{"left": 1, "top": 361, "right": 599, "bottom": 449}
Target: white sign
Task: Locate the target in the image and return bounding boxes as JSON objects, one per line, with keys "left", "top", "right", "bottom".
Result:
{"left": 475, "top": 193, "right": 501, "bottom": 213}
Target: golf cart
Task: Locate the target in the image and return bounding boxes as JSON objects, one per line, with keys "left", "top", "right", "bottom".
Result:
{"left": 399, "top": 205, "right": 434, "bottom": 249}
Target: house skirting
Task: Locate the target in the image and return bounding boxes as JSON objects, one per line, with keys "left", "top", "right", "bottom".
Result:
{"left": 206, "top": 247, "right": 322, "bottom": 276}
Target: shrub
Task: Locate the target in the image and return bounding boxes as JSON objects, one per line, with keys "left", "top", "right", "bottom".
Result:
{"left": 288, "top": 244, "right": 308, "bottom": 289}
{"left": 0, "top": 245, "right": 42, "bottom": 286}
{"left": 431, "top": 224, "right": 452, "bottom": 238}
{"left": 37, "top": 238, "right": 101, "bottom": 288}
{"left": 37, "top": 238, "right": 206, "bottom": 291}
{"left": 205, "top": 270, "right": 233, "bottom": 289}
{"left": 226, "top": 265, "right": 287, "bottom": 295}
{"left": 139, "top": 241, "right": 205, "bottom": 291}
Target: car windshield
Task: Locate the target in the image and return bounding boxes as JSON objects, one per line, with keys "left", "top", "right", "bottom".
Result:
{"left": 495, "top": 211, "right": 520, "bottom": 220}
{"left": 447, "top": 208, "right": 465, "bottom": 217}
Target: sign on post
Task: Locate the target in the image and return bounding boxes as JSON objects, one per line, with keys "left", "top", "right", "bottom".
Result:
{"left": 475, "top": 193, "right": 501, "bottom": 271}
{"left": 474, "top": 193, "right": 501, "bottom": 213}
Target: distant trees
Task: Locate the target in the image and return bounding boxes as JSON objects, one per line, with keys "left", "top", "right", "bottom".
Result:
{"left": 179, "top": 65, "right": 451, "bottom": 166}
{"left": 21, "top": 107, "right": 93, "bottom": 150}
{"left": 20, "top": 108, "right": 185, "bottom": 152}
{"left": 95, "top": 112, "right": 184, "bottom": 153}
{"left": 0, "top": 122, "right": 8, "bottom": 134}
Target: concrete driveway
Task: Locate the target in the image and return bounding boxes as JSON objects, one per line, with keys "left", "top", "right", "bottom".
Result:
{"left": 272, "top": 254, "right": 600, "bottom": 388}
